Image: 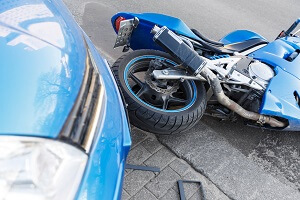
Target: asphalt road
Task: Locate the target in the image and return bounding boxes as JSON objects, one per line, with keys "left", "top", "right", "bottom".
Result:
{"left": 63, "top": 0, "right": 300, "bottom": 199}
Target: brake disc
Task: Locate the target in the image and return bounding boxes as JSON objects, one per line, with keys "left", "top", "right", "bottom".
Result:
{"left": 145, "top": 68, "right": 180, "bottom": 94}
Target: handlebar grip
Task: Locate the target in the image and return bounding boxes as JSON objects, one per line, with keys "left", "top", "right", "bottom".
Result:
{"left": 285, "top": 18, "right": 300, "bottom": 36}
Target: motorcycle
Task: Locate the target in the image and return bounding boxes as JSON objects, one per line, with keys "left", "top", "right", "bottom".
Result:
{"left": 111, "top": 12, "right": 300, "bottom": 135}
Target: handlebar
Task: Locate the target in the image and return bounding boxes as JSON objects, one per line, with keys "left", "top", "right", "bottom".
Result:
{"left": 285, "top": 18, "right": 300, "bottom": 36}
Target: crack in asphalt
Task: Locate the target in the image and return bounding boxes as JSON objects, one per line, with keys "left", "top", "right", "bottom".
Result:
{"left": 158, "top": 137, "right": 235, "bottom": 200}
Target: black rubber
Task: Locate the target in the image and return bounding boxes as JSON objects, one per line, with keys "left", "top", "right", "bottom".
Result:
{"left": 111, "top": 49, "right": 206, "bottom": 135}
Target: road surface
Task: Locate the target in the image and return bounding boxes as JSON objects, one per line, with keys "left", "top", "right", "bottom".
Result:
{"left": 63, "top": 0, "right": 300, "bottom": 199}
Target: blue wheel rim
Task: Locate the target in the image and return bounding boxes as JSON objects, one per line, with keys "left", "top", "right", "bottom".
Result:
{"left": 124, "top": 55, "right": 197, "bottom": 113}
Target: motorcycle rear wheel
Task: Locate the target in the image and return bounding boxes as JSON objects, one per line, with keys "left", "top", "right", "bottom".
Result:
{"left": 111, "top": 49, "right": 206, "bottom": 135}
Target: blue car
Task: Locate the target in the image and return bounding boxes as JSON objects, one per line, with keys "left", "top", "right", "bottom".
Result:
{"left": 0, "top": 0, "right": 131, "bottom": 199}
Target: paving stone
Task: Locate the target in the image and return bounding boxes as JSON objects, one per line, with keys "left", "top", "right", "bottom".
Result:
{"left": 172, "top": 170, "right": 203, "bottom": 195}
{"left": 189, "top": 190, "right": 204, "bottom": 200}
{"left": 127, "top": 144, "right": 152, "bottom": 165}
{"left": 131, "top": 128, "right": 147, "bottom": 148}
{"left": 201, "top": 189, "right": 226, "bottom": 200}
{"left": 124, "top": 169, "right": 155, "bottom": 196}
{"left": 159, "top": 122, "right": 300, "bottom": 200}
{"left": 131, "top": 188, "right": 157, "bottom": 200}
{"left": 146, "top": 166, "right": 180, "bottom": 198}
{"left": 122, "top": 189, "right": 130, "bottom": 200}
{"left": 141, "top": 137, "right": 163, "bottom": 154}
{"left": 181, "top": 171, "right": 204, "bottom": 199}
{"left": 160, "top": 188, "right": 180, "bottom": 200}
{"left": 144, "top": 147, "right": 175, "bottom": 169}
{"left": 124, "top": 168, "right": 134, "bottom": 177}
{"left": 172, "top": 181, "right": 201, "bottom": 200}
{"left": 169, "top": 159, "right": 190, "bottom": 176}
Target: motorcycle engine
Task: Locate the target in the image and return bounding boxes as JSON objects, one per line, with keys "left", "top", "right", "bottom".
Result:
{"left": 215, "top": 57, "right": 276, "bottom": 114}
{"left": 233, "top": 59, "right": 275, "bottom": 112}
{"left": 248, "top": 61, "right": 275, "bottom": 88}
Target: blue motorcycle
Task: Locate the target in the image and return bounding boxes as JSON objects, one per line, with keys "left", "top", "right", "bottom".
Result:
{"left": 111, "top": 12, "right": 300, "bottom": 135}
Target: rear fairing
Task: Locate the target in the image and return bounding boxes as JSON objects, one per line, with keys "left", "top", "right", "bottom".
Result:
{"left": 112, "top": 12, "right": 201, "bottom": 51}
{"left": 112, "top": 12, "right": 268, "bottom": 52}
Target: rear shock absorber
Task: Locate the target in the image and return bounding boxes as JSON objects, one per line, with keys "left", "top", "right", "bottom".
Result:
{"left": 209, "top": 54, "right": 230, "bottom": 60}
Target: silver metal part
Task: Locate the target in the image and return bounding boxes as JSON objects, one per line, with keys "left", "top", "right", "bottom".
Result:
{"left": 151, "top": 25, "right": 161, "bottom": 35}
{"left": 204, "top": 57, "right": 264, "bottom": 90}
{"left": 162, "top": 69, "right": 169, "bottom": 75}
{"left": 199, "top": 66, "right": 286, "bottom": 128}
{"left": 152, "top": 69, "right": 206, "bottom": 81}
{"left": 292, "top": 28, "right": 300, "bottom": 36}
{"left": 248, "top": 61, "right": 275, "bottom": 88}
{"left": 146, "top": 67, "right": 179, "bottom": 94}
{"left": 114, "top": 18, "right": 139, "bottom": 48}
{"left": 153, "top": 56, "right": 272, "bottom": 91}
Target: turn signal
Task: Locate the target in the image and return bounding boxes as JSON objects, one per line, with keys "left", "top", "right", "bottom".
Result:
{"left": 115, "top": 16, "right": 126, "bottom": 32}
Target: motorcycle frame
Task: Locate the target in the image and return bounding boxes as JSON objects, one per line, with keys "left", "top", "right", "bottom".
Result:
{"left": 112, "top": 12, "right": 300, "bottom": 131}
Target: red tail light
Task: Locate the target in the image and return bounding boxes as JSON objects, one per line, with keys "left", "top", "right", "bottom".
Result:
{"left": 115, "top": 16, "right": 126, "bottom": 32}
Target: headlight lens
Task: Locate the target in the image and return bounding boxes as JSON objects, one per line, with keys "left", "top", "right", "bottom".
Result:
{"left": 0, "top": 136, "right": 88, "bottom": 200}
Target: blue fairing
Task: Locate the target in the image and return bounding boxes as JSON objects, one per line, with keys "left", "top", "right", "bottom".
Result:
{"left": 112, "top": 13, "right": 269, "bottom": 51}
{"left": 249, "top": 36, "right": 300, "bottom": 130}
{"left": 220, "top": 30, "right": 268, "bottom": 44}
{"left": 112, "top": 12, "right": 201, "bottom": 50}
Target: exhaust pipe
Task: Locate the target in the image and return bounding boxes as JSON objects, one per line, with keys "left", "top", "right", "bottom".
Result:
{"left": 199, "top": 67, "right": 286, "bottom": 128}
{"left": 151, "top": 25, "right": 286, "bottom": 128}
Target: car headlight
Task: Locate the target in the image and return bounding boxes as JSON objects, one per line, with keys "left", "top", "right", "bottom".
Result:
{"left": 0, "top": 136, "right": 88, "bottom": 200}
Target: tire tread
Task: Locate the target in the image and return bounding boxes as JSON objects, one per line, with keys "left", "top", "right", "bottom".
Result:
{"left": 111, "top": 50, "right": 206, "bottom": 135}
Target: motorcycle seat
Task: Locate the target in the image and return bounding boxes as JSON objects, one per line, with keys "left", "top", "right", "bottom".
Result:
{"left": 191, "top": 28, "right": 268, "bottom": 54}
{"left": 222, "top": 38, "right": 268, "bottom": 52}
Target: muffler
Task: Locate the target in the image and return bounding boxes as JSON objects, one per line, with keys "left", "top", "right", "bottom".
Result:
{"left": 151, "top": 25, "right": 286, "bottom": 128}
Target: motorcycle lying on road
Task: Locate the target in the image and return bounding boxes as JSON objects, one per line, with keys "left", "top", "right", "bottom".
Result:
{"left": 111, "top": 12, "right": 300, "bottom": 135}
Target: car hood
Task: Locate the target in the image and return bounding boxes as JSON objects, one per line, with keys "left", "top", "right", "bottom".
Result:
{"left": 0, "top": 0, "right": 86, "bottom": 138}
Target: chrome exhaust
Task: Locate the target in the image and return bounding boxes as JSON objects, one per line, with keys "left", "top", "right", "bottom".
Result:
{"left": 199, "top": 67, "right": 286, "bottom": 128}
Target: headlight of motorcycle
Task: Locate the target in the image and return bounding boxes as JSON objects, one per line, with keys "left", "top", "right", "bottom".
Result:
{"left": 0, "top": 136, "right": 87, "bottom": 200}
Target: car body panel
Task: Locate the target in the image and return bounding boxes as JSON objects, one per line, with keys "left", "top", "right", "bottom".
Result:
{"left": 75, "top": 35, "right": 131, "bottom": 199}
{"left": 0, "top": 0, "right": 131, "bottom": 199}
{"left": 249, "top": 36, "right": 300, "bottom": 130}
{"left": 0, "top": 0, "right": 86, "bottom": 137}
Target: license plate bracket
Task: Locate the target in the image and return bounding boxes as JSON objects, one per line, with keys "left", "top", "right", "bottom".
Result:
{"left": 114, "top": 17, "right": 139, "bottom": 48}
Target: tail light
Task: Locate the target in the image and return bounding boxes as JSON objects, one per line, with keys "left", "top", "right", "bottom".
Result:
{"left": 115, "top": 16, "right": 126, "bottom": 32}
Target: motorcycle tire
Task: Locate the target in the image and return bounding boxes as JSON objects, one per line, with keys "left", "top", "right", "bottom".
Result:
{"left": 111, "top": 49, "right": 206, "bottom": 135}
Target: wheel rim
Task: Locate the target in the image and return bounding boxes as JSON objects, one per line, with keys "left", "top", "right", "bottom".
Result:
{"left": 124, "top": 55, "right": 197, "bottom": 113}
